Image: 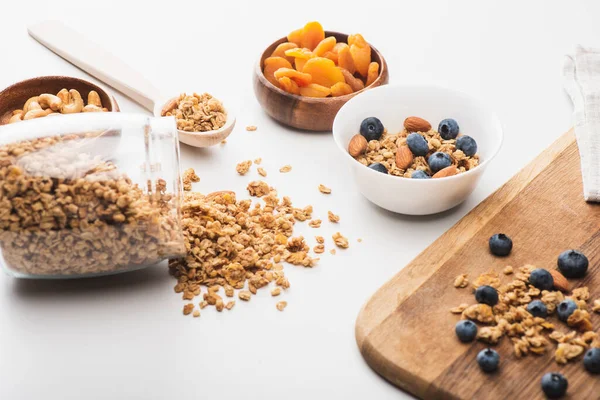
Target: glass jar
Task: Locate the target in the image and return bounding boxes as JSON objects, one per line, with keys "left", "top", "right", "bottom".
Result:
{"left": 0, "top": 113, "right": 186, "bottom": 278}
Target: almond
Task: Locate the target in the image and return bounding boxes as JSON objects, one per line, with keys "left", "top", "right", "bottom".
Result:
{"left": 395, "top": 146, "right": 413, "bottom": 170}
{"left": 432, "top": 166, "right": 458, "bottom": 178}
{"left": 549, "top": 270, "right": 569, "bottom": 292}
{"left": 404, "top": 116, "right": 432, "bottom": 133}
{"left": 348, "top": 134, "right": 367, "bottom": 157}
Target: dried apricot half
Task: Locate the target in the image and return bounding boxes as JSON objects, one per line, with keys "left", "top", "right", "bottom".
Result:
{"left": 337, "top": 45, "right": 355, "bottom": 75}
{"left": 287, "top": 28, "right": 303, "bottom": 46}
{"left": 350, "top": 42, "right": 371, "bottom": 77}
{"left": 263, "top": 57, "right": 293, "bottom": 87}
{"left": 300, "top": 21, "right": 325, "bottom": 51}
{"left": 274, "top": 68, "right": 312, "bottom": 87}
{"left": 313, "top": 36, "right": 336, "bottom": 57}
{"left": 366, "top": 62, "right": 379, "bottom": 86}
{"left": 271, "top": 42, "right": 299, "bottom": 64}
{"left": 278, "top": 77, "right": 300, "bottom": 95}
{"left": 299, "top": 83, "right": 331, "bottom": 98}
{"left": 302, "top": 57, "right": 345, "bottom": 88}
{"left": 331, "top": 82, "right": 353, "bottom": 97}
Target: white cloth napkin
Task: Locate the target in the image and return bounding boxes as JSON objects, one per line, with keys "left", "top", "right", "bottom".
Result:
{"left": 564, "top": 46, "right": 600, "bottom": 202}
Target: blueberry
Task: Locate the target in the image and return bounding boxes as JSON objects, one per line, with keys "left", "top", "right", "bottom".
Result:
{"left": 428, "top": 152, "right": 452, "bottom": 173}
{"left": 541, "top": 373, "right": 568, "bottom": 399}
{"left": 368, "top": 163, "right": 388, "bottom": 174}
{"left": 526, "top": 300, "right": 548, "bottom": 318}
{"left": 529, "top": 268, "right": 554, "bottom": 291}
{"left": 406, "top": 133, "right": 429, "bottom": 156}
{"left": 360, "top": 117, "right": 384, "bottom": 141}
{"left": 584, "top": 348, "right": 600, "bottom": 374}
{"left": 476, "top": 348, "right": 500, "bottom": 373}
{"left": 557, "top": 299, "right": 578, "bottom": 322}
{"left": 411, "top": 170, "right": 430, "bottom": 179}
{"left": 455, "top": 320, "right": 477, "bottom": 343}
{"left": 456, "top": 135, "right": 478, "bottom": 156}
{"left": 489, "top": 233, "right": 512, "bottom": 257}
{"left": 557, "top": 250, "right": 588, "bottom": 279}
{"left": 475, "top": 285, "right": 499, "bottom": 306}
{"left": 438, "top": 118, "right": 460, "bottom": 140}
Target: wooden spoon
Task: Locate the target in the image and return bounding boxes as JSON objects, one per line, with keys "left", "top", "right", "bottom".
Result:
{"left": 27, "top": 21, "right": 235, "bottom": 148}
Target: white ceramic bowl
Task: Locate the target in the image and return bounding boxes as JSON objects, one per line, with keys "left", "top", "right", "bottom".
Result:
{"left": 332, "top": 84, "right": 503, "bottom": 215}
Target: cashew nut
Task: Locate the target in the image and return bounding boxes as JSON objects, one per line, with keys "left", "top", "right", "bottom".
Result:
{"left": 8, "top": 113, "right": 23, "bottom": 124}
{"left": 61, "top": 89, "right": 84, "bottom": 114}
{"left": 87, "top": 90, "right": 102, "bottom": 107}
{"left": 23, "top": 96, "right": 39, "bottom": 113}
{"left": 57, "top": 89, "right": 70, "bottom": 103}
{"left": 23, "top": 109, "right": 53, "bottom": 120}
{"left": 38, "top": 94, "right": 63, "bottom": 111}
{"left": 12, "top": 109, "right": 23, "bottom": 116}
{"left": 82, "top": 104, "right": 104, "bottom": 112}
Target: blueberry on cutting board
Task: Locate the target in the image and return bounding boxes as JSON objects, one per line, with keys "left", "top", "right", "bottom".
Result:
{"left": 557, "top": 250, "right": 588, "bottom": 278}
{"left": 529, "top": 269, "right": 554, "bottom": 291}
{"left": 541, "top": 373, "right": 568, "bottom": 398}
{"left": 489, "top": 233, "right": 512, "bottom": 256}
{"left": 455, "top": 320, "right": 477, "bottom": 343}
{"left": 476, "top": 348, "right": 499, "bottom": 373}
{"left": 475, "top": 285, "right": 498, "bottom": 306}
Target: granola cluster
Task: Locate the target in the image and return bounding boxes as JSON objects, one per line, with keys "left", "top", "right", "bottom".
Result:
{"left": 355, "top": 128, "right": 479, "bottom": 178}
{"left": 0, "top": 134, "right": 184, "bottom": 277}
{"left": 169, "top": 167, "right": 352, "bottom": 316}
{"left": 453, "top": 266, "right": 600, "bottom": 364}
{"left": 161, "top": 92, "right": 227, "bottom": 132}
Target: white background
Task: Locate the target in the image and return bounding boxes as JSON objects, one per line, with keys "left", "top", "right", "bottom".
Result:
{"left": 0, "top": 1, "right": 598, "bottom": 399}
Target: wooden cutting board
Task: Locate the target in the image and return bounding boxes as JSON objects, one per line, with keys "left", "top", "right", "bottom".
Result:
{"left": 355, "top": 129, "right": 600, "bottom": 400}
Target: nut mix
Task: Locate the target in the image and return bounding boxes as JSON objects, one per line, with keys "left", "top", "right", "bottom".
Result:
{"left": 263, "top": 21, "right": 380, "bottom": 98}
{"left": 161, "top": 92, "right": 226, "bottom": 132}
{"left": 349, "top": 116, "right": 480, "bottom": 178}
{"left": 4, "top": 89, "right": 108, "bottom": 124}
{"left": 0, "top": 133, "right": 184, "bottom": 276}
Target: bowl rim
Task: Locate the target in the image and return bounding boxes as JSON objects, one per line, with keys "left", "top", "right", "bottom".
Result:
{"left": 332, "top": 83, "right": 504, "bottom": 182}
{"left": 0, "top": 75, "right": 119, "bottom": 111}
{"left": 254, "top": 31, "right": 388, "bottom": 102}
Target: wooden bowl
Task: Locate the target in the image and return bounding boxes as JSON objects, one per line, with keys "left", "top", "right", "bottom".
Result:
{"left": 253, "top": 31, "right": 389, "bottom": 132}
{"left": 0, "top": 76, "right": 119, "bottom": 125}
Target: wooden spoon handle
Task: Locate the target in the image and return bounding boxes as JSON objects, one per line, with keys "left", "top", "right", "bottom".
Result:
{"left": 28, "top": 21, "right": 160, "bottom": 112}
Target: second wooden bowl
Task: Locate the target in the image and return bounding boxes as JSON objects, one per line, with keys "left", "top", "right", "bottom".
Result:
{"left": 0, "top": 76, "right": 119, "bottom": 125}
{"left": 253, "top": 31, "right": 389, "bottom": 132}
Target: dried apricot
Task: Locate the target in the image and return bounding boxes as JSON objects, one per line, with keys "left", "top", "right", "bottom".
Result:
{"left": 348, "top": 33, "right": 368, "bottom": 47}
{"left": 271, "top": 42, "right": 299, "bottom": 64}
{"left": 331, "top": 82, "right": 353, "bottom": 97}
{"left": 340, "top": 68, "right": 365, "bottom": 92}
{"left": 295, "top": 58, "right": 308, "bottom": 71}
{"left": 337, "top": 45, "right": 355, "bottom": 74}
{"left": 287, "top": 28, "right": 303, "bottom": 46}
{"left": 278, "top": 77, "right": 300, "bottom": 95}
{"left": 366, "top": 62, "right": 379, "bottom": 86}
{"left": 274, "top": 68, "right": 312, "bottom": 87}
{"left": 299, "top": 83, "right": 331, "bottom": 98}
{"left": 284, "top": 48, "right": 314, "bottom": 60}
{"left": 300, "top": 21, "right": 325, "bottom": 51}
{"left": 332, "top": 42, "right": 347, "bottom": 54}
{"left": 322, "top": 51, "right": 338, "bottom": 64}
{"left": 313, "top": 36, "right": 336, "bottom": 57}
{"left": 263, "top": 57, "right": 293, "bottom": 87}
{"left": 350, "top": 42, "right": 371, "bottom": 77}
{"left": 302, "top": 57, "right": 345, "bottom": 88}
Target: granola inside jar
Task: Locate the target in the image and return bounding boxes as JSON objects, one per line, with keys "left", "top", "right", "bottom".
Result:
{"left": 0, "top": 113, "right": 186, "bottom": 278}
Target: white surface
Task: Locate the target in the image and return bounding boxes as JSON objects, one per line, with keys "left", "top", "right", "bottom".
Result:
{"left": 333, "top": 84, "right": 503, "bottom": 214}
{"left": 0, "top": 1, "right": 596, "bottom": 399}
